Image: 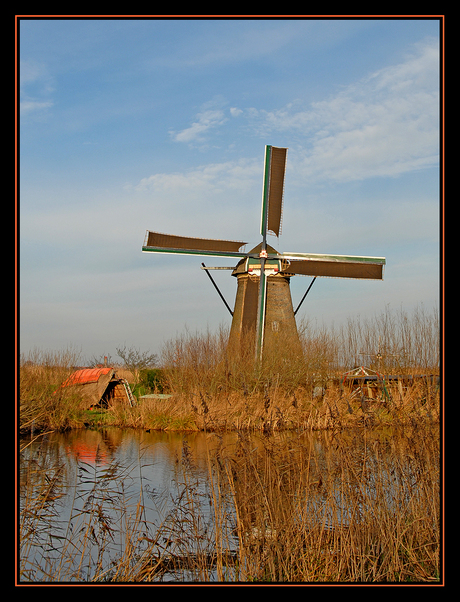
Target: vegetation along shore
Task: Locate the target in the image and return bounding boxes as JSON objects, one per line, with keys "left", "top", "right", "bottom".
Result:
{"left": 18, "top": 306, "right": 441, "bottom": 583}
{"left": 19, "top": 306, "right": 440, "bottom": 436}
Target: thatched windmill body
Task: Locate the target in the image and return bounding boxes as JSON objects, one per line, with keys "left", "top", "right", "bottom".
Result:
{"left": 142, "top": 146, "right": 385, "bottom": 358}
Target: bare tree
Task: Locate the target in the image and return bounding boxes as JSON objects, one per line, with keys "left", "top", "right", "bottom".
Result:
{"left": 116, "top": 346, "right": 158, "bottom": 386}
{"left": 88, "top": 353, "right": 114, "bottom": 367}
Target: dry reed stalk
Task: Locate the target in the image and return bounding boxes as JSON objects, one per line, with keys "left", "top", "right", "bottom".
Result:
{"left": 114, "top": 373, "right": 438, "bottom": 433}
{"left": 155, "top": 306, "right": 439, "bottom": 433}
{"left": 20, "top": 423, "right": 440, "bottom": 583}
{"left": 19, "top": 304, "right": 439, "bottom": 435}
{"left": 210, "top": 426, "right": 440, "bottom": 582}
{"left": 19, "top": 347, "right": 86, "bottom": 433}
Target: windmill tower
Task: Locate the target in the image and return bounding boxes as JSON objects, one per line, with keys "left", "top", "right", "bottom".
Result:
{"left": 228, "top": 242, "right": 301, "bottom": 357}
{"left": 142, "top": 145, "right": 385, "bottom": 359}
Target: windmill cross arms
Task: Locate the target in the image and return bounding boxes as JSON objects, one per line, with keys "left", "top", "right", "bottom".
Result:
{"left": 142, "top": 231, "right": 248, "bottom": 259}
{"left": 278, "top": 252, "right": 386, "bottom": 280}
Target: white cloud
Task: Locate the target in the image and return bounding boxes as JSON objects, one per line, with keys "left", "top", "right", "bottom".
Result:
{"left": 134, "top": 158, "right": 260, "bottom": 195}
{"left": 170, "top": 109, "right": 227, "bottom": 144}
{"left": 170, "top": 96, "right": 244, "bottom": 146}
{"left": 20, "top": 99, "right": 54, "bottom": 114}
{"left": 230, "top": 107, "right": 243, "bottom": 117}
{"left": 168, "top": 38, "right": 439, "bottom": 179}
{"left": 247, "top": 38, "right": 439, "bottom": 183}
{"left": 20, "top": 59, "right": 55, "bottom": 116}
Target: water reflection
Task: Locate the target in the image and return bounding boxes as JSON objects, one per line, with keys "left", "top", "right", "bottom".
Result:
{"left": 19, "top": 426, "right": 440, "bottom": 583}
{"left": 20, "top": 428, "right": 229, "bottom": 582}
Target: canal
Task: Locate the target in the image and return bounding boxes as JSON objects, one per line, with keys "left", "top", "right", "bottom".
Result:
{"left": 18, "top": 425, "right": 440, "bottom": 583}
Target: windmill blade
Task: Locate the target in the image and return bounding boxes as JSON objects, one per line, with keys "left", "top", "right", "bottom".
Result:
{"left": 255, "top": 258, "right": 268, "bottom": 360}
{"left": 142, "top": 231, "right": 247, "bottom": 258}
{"left": 281, "top": 252, "right": 385, "bottom": 280}
{"left": 260, "top": 145, "right": 288, "bottom": 239}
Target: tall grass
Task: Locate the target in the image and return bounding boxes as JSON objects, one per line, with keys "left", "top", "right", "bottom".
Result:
{"left": 19, "top": 427, "right": 440, "bottom": 582}
{"left": 161, "top": 305, "right": 439, "bottom": 395}
{"left": 150, "top": 305, "right": 439, "bottom": 432}
{"left": 19, "top": 439, "right": 151, "bottom": 582}
{"left": 18, "top": 306, "right": 440, "bottom": 434}
{"left": 19, "top": 347, "right": 85, "bottom": 434}
{"left": 161, "top": 323, "right": 310, "bottom": 397}
{"left": 214, "top": 427, "right": 440, "bottom": 582}
{"left": 337, "top": 304, "right": 440, "bottom": 373}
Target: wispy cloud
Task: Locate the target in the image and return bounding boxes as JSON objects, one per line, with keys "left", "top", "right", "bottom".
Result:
{"left": 20, "top": 59, "right": 55, "bottom": 116}
{"left": 167, "top": 38, "right": 438, "bottom": 181}
{"left": 239, "top": 38, "right": 439, "bottom": 183}
{"left": 169, "top": 94, "right": 250, "bottom": 146}
{"left": 134, "top": 158, "right": 260, "bottom": 194}
{"left": 170, "top": 108, "right": 228, "bottom": 145}
{"left": 20, "top": 99, "right": 54, "bottom": 114}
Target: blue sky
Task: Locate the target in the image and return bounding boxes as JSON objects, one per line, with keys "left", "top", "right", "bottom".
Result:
{"left": 19, "top": 17, "right": 441, "bottom": 363}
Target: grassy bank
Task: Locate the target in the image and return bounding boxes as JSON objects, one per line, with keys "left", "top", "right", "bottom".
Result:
{"left": 19, "top": 306, "right": 440, "bottom": 434}
{"left": 19, "top": 360, "right": 440, "bottom": 435}
{"left": 93, "top": 375, "right": 438, "bottom": 433}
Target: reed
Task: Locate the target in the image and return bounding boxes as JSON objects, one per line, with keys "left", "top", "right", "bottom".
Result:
{"left": 336, "top": 304, "right": 440, "bottom": 373}
{"left": 19, "top": 347, "right": 86, "bottom": 434}
{"left": 160, "top": 305, "right": 439, "bottom": 394}
{"left": 211, "top": 426, "right": 440, "bottom": 582}
{"left": 18, "top": 305, "right": 441, "bottom": 582}
{"left": 18, "top": 305, "right": 440, "bottom": 434}
{"left": 19, "top": 425, "right": 440, "bottom": 583}
{"left": 19, "top": 436, "right": 233, "bottom": 582}
{"left": 146, "top": 305, "right": 439, "bottom": 432}
{"left": 19, "top": 441, "right": 150, "bottom": 582}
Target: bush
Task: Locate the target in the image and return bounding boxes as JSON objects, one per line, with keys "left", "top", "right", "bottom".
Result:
{"left": 139, "top": 368, "right": 167, "bottom": 393}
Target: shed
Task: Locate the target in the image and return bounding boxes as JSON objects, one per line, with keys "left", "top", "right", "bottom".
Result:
{"left": 61, "top": 367, "right": 135, "bottom": 409}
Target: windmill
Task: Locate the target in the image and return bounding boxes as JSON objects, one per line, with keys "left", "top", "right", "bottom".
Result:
{"left": 142, "top": 145, "right": 385, "bottom": 359}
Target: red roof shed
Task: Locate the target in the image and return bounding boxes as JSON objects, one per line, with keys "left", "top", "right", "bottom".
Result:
{"left": 61, "top": 367, "right": 133, "bottom": 409}
{"left": 62, "top": 367, "right": 113, "bottom": 387}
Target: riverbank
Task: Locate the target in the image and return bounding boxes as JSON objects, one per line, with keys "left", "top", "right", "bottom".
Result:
{"left": 19, "top": 306, "right": 440, "bottom": 435}
{"left": 77, "top": 378, "right": 439, "bottom": 433}
{"left": 20, "top": 374, "right": 440, "bottom": 436}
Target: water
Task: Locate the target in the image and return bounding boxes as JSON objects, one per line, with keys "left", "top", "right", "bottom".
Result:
{"left": 19, "top": 426, "right": 439, "bottom": 583}
{"left": 19, "top": 428, "right": 243, "bottom": 582}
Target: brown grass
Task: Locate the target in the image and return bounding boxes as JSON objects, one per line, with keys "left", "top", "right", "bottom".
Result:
{"left": 146, "top": 305, "right": 439, "bottom": 432}
{"left": 19, "top": 347, "right": 86, "bottom": 433}
{"left": 18, "top": 305, "right": 440, "bottom": 434}
{"left": 213, "top": 426, "right": 440, "bottom": 582}
{"left": 128, "top": 376, "right": 439, "bottom": 434}
{"left": 19, "top": 425, "right": 440, "bottom": 582}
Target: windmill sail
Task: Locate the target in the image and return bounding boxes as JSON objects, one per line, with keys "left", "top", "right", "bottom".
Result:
{"left": 143, "top": 231, "right": 247, "bottom": 258}
{"left": 260, "top": 146, "right": 288, "bottom": 239}
{"left": 256, "top": 145, "right": 287, "bottom": 358}
{"left": 255, "top": 263, "right": 268, "bottom": 358}
{"left": 281, "top": 252, "right": 385, "bottom": 280}
{"left": 142, "top": 144, "right": 386, "bottom": 362}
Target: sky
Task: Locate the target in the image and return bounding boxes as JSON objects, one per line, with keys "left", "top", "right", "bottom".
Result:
{"left": 18, "top": 17, "right": 442, "bottom": 364}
